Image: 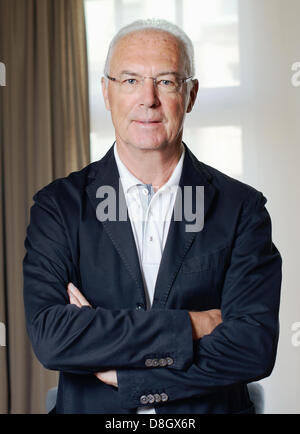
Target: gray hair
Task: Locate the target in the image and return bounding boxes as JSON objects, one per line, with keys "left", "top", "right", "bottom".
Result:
{"left": 103, "top": 18, "right": 195, "bottom": 78}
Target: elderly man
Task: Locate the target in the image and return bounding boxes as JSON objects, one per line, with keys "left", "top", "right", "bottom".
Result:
{"left": 23, "top": 19, "right": 282, "bottom": 414}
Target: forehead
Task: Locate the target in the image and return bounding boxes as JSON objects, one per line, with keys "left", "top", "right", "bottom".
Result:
{"left": 110, "top": 30, "right": 186, "bottom": 74}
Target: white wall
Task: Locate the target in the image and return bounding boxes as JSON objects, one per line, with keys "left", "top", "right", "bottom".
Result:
{"left": 236, "top": 0, "right": 300, "bottom": 414}
{"left": 85, "top": 0, "right": 300, "bottom": 413}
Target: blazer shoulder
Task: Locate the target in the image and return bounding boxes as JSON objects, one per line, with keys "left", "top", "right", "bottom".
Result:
{"left": 33, "top": 160, "right": 100, "bottom": 204}
{"left": 198, "top": 160, "right": 266, "bottom": 206}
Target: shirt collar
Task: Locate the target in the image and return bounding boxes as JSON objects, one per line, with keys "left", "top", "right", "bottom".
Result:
{"left": 114, "top": 143, "right": 142, "bottom": 194}
{"left": 114, "top": 142, "right": 185, "bottom": 195}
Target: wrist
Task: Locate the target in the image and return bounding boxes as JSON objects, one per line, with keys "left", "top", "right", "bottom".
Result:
{"left": 188, "top": 311, "right": 203, "bottom": 340}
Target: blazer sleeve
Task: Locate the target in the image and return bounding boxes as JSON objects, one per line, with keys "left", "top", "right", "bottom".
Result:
{"left": 117, "top": 191, "right": 282, "bottom": 409}
{"left": 23, "top": 188, "right": 193, "bottom": 374}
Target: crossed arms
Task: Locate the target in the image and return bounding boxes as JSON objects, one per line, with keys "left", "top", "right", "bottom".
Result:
{"left": 23, "top": 187, "right": 282, "bottom": 408}
{"left": 66, "top": 282, "right": 222, "bottom": 387}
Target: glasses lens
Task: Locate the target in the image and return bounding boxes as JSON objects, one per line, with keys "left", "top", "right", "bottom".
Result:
{"left": 156, "top": 77, "right": 181, "bottom": 93}
{"left": 115, "top": 75, "right": 186, "bottom": 94}
{"left": 120, "top": 77, "right": 141, "bottom": 92}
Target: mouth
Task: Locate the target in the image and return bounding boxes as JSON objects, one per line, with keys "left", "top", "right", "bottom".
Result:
{"left": 133, "top": 120, "right": 162, "bottom": 125}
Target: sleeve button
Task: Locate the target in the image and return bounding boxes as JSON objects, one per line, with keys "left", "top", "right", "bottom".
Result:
{"left": 152, "top": 358, "right": 159, "bottom": 367}
{"left": 166, "top": 357, "right": 174, "bottom": 366}
{"left": 160, "top": 392, "right": 169, "bottom": 402}
{"left": 147, "top": 394, "right": 155, "bottom": 404}
{"left": 159, "top": 358, "right": 167, "bottom": 367}
{"left": 154, "top": 393, "right": 161, "bottom": 403}
{"left": 145, "top": 359, "right": 153, "bottom": 367}
{"left": 140, "top": 395, "right": 149, "bottom": 405}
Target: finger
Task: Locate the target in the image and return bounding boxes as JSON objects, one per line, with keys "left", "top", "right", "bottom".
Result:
{"left": 97, "top": 370, "right": 118, "bottom": 387}
{"left": 67, "top": 290, "right": 82, "bottom": 308}
{"left": 68, "top": 283, "right": 91, "bottom": 307}
{"left": 94, "top": 372, "right": 110, "bottom": 385}
{"left": 95, "top": 371, "right": 106, "bottom": 382}
{"left": 68, "top": 283, "right": 89, "bottom": 306}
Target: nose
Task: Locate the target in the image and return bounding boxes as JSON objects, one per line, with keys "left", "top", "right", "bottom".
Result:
{"left": 139, "top": 78, "right": 160, "bottom": 108}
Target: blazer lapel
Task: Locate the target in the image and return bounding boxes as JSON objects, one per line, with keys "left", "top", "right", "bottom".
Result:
{"left": 152, "top": 145, "right": 216, "bottom": 309}
{"left": 85, "top": 145, "right": 146, "bottom": 305}
{"left": 85, "top": 144, "right": 216, "bottom": 310}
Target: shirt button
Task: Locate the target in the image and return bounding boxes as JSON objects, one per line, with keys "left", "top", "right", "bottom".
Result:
{"left": 142, "top": 188, "right": 148, "bottom": 196}
{"left": 160, "top": 392, "right": 169, "bottom": 402}
{"left": 140, "top": 395, "right": 149, "bottom": 405}
{"left": 145, "top": 359, "right": 153, "bottom": 367}
{"left": 147, "top": 394, "right": 155, "bottom": 404}
{"left": 149, "top": 236, "right": 153, "bottom": 242}
{"left": 166, "top": 357, "right": 174, "bottom": 366}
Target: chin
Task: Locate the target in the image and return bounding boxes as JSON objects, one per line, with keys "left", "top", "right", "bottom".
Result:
{"left": 130, "top": 134, "right": 167, "bottom": 151}
{"left": 134, "top": 142, "right": 164, "bottom": 151}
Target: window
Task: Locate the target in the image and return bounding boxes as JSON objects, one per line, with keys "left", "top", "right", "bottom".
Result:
{"left": 85, "top": 0, "right": 242, "bottom": 179}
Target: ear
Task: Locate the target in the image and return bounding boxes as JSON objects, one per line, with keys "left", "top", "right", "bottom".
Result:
{"left": 101, "top": 77, "right": 111, "bottom": 111}
{"left": 186, "top": 79, "right": 199, "bottom": 113}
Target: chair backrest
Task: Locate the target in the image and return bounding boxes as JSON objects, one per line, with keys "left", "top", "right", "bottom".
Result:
{"left": 46, "top": 386, "right": 58, "bottom": 413}
{"left": 247, "top": 382, "right": 265, "bottom": 414}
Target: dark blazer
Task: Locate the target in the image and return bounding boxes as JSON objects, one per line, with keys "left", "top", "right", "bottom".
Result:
{"left": 23, "top": 143, "right": 282, "bottom": 414}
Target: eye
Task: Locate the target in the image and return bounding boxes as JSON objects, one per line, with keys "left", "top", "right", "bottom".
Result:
{"left": 123, "top": 78, "right": 138, "bottom": 85}
{"left": 158, "top": 79, "right": 175, "bottom": 87}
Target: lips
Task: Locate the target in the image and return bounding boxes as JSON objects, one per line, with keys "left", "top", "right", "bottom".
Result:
{"left": 134, "top": 120, "right": 162, "bottom": 123}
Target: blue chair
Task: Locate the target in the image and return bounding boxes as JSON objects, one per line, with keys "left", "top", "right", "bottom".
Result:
{"left": 46, "top": 386, "right": 58, "bottom": 413}
{"left": 247, "top": 382, "right": 265, "bottom": 414}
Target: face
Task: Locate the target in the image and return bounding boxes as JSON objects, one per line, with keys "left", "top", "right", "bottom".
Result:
{"left": 101, "top": 30, "right": 198, "bottom": 153}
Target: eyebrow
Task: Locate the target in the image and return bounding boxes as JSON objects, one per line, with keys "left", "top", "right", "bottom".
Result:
{"left": 119, "top": 70, "right": 180, "bottom": 77}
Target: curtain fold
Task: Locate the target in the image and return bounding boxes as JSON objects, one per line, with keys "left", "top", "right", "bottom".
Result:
{"left": 0, "top": 0, "right": 90, "bottom": 413}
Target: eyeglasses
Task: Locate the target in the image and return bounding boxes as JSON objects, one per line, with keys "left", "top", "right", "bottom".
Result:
{"left": 105, "top": 73, "right": 193, "bottom": 94}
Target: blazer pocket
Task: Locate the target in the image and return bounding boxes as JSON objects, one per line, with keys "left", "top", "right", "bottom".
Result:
{"left": 182, "top": 246, "right": 230, "bottom": 274}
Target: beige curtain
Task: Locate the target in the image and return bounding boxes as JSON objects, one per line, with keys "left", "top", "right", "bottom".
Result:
{"left": 0, "top": 0, "right": 90, "bottom": 413}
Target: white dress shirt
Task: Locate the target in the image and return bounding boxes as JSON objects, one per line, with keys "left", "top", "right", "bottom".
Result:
{"left": 114, "top": 143, "right": 185, "bottom": 414}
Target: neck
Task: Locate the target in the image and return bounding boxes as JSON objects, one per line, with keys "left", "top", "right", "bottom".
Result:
{"left": 116, "top": 139, "right": 184, "bottom": 191}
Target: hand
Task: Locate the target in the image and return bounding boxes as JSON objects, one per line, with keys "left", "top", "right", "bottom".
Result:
{"left": 188, "top": 309, "right": 222, "bottom": 340}
{"left": 94, "top": 370, "right": 118, "bottom": 388}
{"left": 67, "top": 283, "right": 91, "bottom": 307}
{"left": 67, "top": 282, "right": 118, "bottom": 388}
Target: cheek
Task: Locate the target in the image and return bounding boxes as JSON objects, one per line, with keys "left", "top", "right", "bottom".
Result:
{"left": 110, "top": 100, "right": 132, "bottom": 126}
{"left": 108, "top": 90, "right": 133, "bottom": 118}
{"left": 165, "top": 100, "right": 186, "bottom": 127}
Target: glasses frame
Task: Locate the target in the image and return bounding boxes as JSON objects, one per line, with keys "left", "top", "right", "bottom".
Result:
{"left": 105, "top": 73, "right": 194, "bottom": 93}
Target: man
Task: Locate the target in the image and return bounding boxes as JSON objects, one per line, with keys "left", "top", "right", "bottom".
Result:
{"left": 23, "top": 19, "right": 282, "bottom": 414}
